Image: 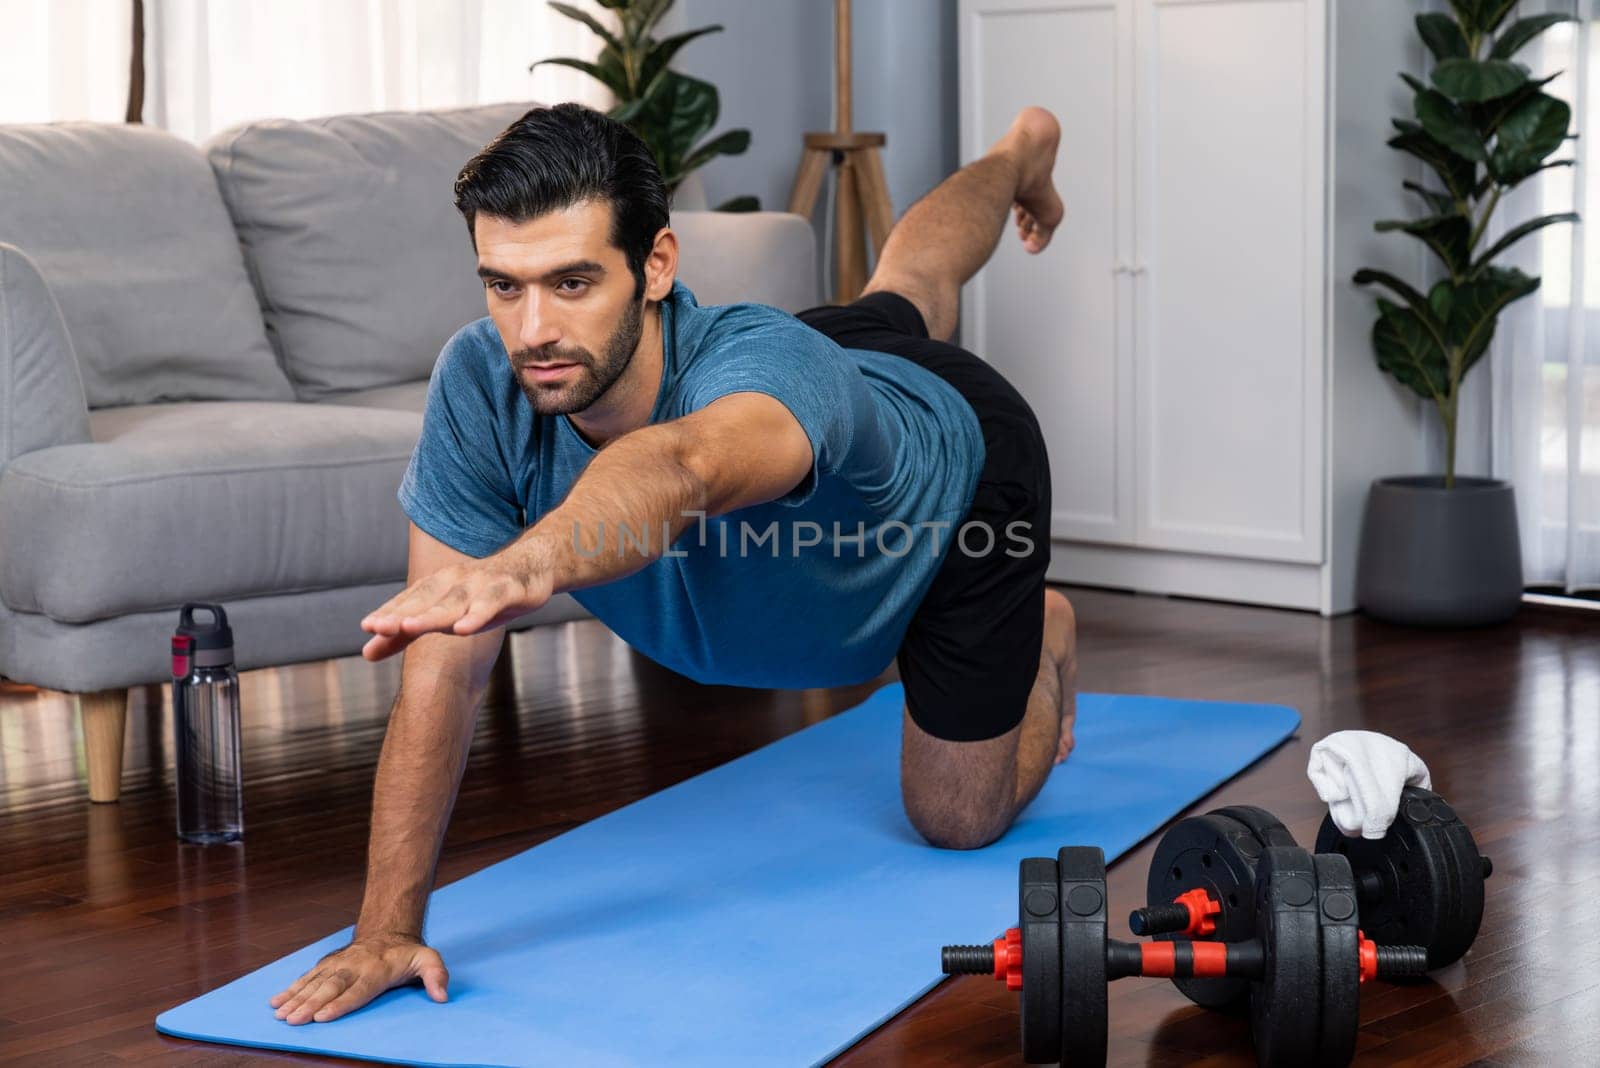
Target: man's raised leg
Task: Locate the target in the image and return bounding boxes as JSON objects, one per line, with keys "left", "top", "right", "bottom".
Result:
{"left": 860, "top": 106, "right": 1064, "bottom": 343}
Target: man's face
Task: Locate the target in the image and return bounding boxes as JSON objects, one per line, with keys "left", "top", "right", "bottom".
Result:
{"left": 474, "top": 201, "right": 646, "bottom": 416}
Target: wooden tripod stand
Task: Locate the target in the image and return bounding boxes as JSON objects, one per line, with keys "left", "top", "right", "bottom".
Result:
{"left": 786, "top": 0, "right": 894, "bottom": 305}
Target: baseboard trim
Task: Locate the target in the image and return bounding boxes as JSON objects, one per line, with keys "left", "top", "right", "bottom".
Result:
{"left": 1048, "top": 542, "right": 1325, "bottom": 612}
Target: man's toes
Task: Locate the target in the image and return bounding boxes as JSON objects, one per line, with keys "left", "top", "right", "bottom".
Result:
{"left": 1054, "top": 731, "right": 1074, "bottom": 764}
{"left": 1055, "top": 723, "right": 1075, "bottom": 763}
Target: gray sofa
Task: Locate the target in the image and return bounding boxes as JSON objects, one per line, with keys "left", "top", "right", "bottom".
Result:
{"left": 0, "top": 101, "right": 819, "bottom": 802}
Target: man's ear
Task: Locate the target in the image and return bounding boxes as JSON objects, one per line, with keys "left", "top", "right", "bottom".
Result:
{"left": 645, "top": 226, "right": 679, "bottom": 302}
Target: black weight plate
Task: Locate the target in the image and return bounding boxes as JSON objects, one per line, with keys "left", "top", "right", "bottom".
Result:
{"left": 1311, "top": 853, "right": 1360, "bottom": 1068}
{"left": 1019, "top": 857, "right": 1062, "bottom": 1063}
{"left": 1314, "top": 785, "right": 1485, "bottom": 968}
{"left": 1213, "top": 804, "right": 1299, "bottom": 850}
{"left": 1057, "top": 846, "right": 1109, "bottom": 1067}
{"left": 1250, "top": 846, "right": 1324, "bottom": 1067}
{"left": 1145, "top": 813, "right": 1263, "bottom": 1010}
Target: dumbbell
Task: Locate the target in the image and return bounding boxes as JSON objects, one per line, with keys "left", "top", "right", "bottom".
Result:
{"left": 1130, "top": 786, "right": 1490, "bottom": 1011}
{"left": 939, "top": 844, "right": 1428, "bottom": 1066}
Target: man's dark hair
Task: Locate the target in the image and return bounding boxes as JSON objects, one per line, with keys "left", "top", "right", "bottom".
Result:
{"left": 453, "top": 102, "right": 670, "bottom": 301}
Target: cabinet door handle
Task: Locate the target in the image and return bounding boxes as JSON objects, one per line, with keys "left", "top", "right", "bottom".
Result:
{"left": 1130, "top": 265, "right": 1148, "bottom": 275}
{"left": 1113, "top": 264, "right": 1130, "bottom": 275}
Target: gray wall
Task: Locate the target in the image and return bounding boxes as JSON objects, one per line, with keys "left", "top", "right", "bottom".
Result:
{"left": 668, "top": 0, "right": 960, "bottom": 294}
{"left": 853, "top": 0, "right": 962, "bottom": 218}
{"left": 1323, "top": 0, "right": 1432, "bottom": 613}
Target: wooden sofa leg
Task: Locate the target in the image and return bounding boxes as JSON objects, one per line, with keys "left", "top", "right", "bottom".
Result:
{"left": 80, "top": 688, "right": 129, "bottom": 803}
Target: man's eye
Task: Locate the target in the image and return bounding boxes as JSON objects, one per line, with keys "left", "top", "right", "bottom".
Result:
{"left": 487, "top": 280, "right": 515, "bottom": 296}
{"left": 557, "top": 278, "right": 589, "bottom": 292}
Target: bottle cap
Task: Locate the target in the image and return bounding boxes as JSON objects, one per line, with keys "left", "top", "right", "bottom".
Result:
{"left": 176, "top": 603, "right": 234, "bottom": 668}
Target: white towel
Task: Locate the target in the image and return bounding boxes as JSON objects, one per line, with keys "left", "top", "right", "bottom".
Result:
{"left": 1306, "top": 731, "right": 1432, "bottom": 839}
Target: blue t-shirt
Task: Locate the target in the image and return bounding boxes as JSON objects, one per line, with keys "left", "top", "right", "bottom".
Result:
{"left": 398, "top": 279, "right": 984, "bottom": 688}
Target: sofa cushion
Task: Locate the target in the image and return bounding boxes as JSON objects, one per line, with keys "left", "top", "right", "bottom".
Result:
{"left": 669, "top": 212, "right": 819, "bottom": 313}
{"left": 204, "top": 102, "right": 537, "bottom": 401}
{"left": 311, "top": 379, "right": 429, "bottom": 412}
{"left": 0, "top": 402, "right": 418, "bottom": 623}
{"left": 0, "top": 123, "right": 295, "bottom": 408}
{"left": 293, "top": 200, "right": 822, "bottom": 413}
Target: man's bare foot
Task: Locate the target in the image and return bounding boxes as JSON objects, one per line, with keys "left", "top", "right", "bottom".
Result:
{"left": 1044, "top": 588, "right": 1078, "bottom": 764}
{"left": 998, "top": 106, "right": 1065, "bottom": 254}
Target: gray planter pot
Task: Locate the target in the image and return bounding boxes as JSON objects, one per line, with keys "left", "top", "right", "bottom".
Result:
{"left": 1356, "top": 476, "right": 1523, "bottom": 626}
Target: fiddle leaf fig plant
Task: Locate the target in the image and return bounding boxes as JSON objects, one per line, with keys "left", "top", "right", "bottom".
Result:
{"left": 531, "top": 0, "right": 760, "bottom": 212}
{"left": 1355, "top": 1, "right": 1579, "bottom": 486}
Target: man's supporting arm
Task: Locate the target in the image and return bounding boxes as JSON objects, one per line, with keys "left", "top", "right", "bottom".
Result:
{"left": 353, "top": 658, "right": 493, "bottom": 939}
{"left": 270, "top": 522, "right": 504, "bottom": 1024}
{"left": 356, "top": 523, "right": 506, "bottom": 939}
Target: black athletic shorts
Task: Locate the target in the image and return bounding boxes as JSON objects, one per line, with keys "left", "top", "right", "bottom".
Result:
{"left": 796, "top": 290, "right": 1052, "bottom": 743}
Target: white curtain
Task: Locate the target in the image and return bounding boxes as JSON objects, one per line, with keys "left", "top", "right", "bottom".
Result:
{"left": 0, "top": 0, "right": 134, "bottom": 123}
{"left": 1447, "top": 0, "right": 1600, "bottom": 595}
{"left": 0, "top": 0, "right": 615, "bottom": 140}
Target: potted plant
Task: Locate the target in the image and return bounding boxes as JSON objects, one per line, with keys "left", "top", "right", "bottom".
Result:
{"left": 1353, "top": 1, "right": 1579, "bottom": 626}
{"left": 532, "top": 0, "right": 760, "bottom": 211}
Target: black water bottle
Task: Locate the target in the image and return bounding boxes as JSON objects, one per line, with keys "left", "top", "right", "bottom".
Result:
{"left": 172, "top": 603, "right": 243, "bottom": 843}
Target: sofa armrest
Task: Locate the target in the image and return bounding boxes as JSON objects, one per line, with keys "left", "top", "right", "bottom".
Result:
{"left": 0, "top": 243, "right": 91, "bottom": 465}
{"left": 669, "top": 211, "right": 820, "bottom": 313}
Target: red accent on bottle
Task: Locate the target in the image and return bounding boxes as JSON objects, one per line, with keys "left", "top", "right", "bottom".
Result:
{"left": 1192, "top": 941, "right": 1230, "bottom": 977}
{"left": 993, "top": 928, "right": 1024, "bottom": 991}
{"left": 1140, "top": 941, "right": 1177, "bottom": 977}
{"left": 1359, "top": 929, "right": 1377, "bottom": 984}
{"left": 171, "top": 633, "right": 193, "bottom": 678}
{"left": 1174, "top": 887, "right": 1222, "bottom": 937}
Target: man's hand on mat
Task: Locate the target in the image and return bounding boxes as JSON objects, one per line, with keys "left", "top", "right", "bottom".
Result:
{"left": 360, "top": 557, "right": 554, "bottom": 660}
{"left": 268, "top": 936, "right": 449, "bottom": 1024}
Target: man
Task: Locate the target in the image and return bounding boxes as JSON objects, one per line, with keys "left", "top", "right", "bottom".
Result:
{"left": 270, "top": 101, "right": 1073, "bottom": 1025}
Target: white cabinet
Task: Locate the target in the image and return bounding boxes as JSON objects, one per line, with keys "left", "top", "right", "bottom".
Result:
{"left": 958, "top": 0, "right": 1429, "bottom": 614}
{"left": 961, "top": 0, "right": 1135, "bottom": 545}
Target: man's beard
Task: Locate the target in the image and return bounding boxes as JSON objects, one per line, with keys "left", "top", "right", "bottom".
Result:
{"left": 512, "top": 295, "right": 645, "bottom": 415}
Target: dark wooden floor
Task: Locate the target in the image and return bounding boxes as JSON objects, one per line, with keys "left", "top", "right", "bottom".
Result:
{"left": 1, "top": 586, "right": 1596, "bottom": 1066}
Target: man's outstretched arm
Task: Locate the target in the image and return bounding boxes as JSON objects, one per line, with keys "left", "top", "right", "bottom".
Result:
{"left": 359, "top": 391, "right": 813, "bottom": 660}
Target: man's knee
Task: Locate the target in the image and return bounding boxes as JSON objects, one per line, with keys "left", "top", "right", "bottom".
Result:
{"left": 861, "top": 272, "right": 957, "bottom": 343}
{"left": 904, "top": 794, "right": 1014, "bottom": 850}
{"left": 900, "top": 722, "right": 1019, "bottom": 850}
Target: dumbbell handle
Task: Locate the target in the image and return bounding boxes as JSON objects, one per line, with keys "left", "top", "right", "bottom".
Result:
{"left": 1135, "top": 877, "right": 1461, "bottom": 937}
{"left": 1111, "top": 937, "right": 1426, "bottom": 983}
{"left": 940, "top": 937, "right": 1261, "bottom": 981}
{"left": 943, "top": 928, "right": 1429, "bottom": 988}
{"left": 1104, "top": 937, "right": 1261, "bottom": 980}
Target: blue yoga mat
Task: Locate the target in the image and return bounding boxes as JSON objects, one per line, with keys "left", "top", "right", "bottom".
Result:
{"left": 156, "top": 683, "right": 1298, "bottom": 1067}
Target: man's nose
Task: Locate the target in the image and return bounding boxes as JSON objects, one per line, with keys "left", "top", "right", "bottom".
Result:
{"left": 517, "top": 292, "right": 562, "bottom": 351}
